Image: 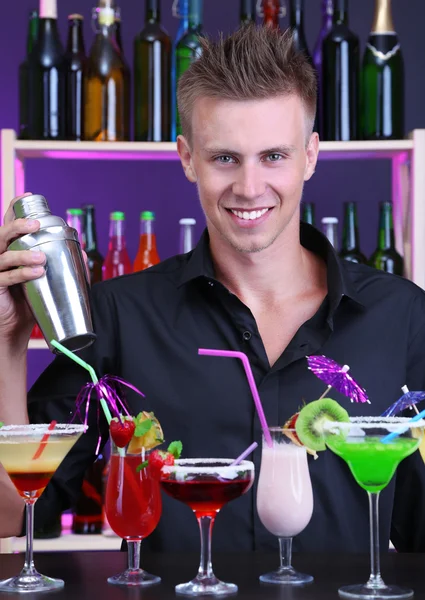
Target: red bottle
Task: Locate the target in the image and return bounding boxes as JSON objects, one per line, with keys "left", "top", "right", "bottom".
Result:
{"left": 133, "top": 211, "right": 160, "bottom": 272}
{"left": 30, "top": 324, "right": 44, "bottom": 339}
{"left": 102, "top": 211, "right": 133, "bottom": 280}
{"left": 260, "top": 0, "right": 282, "bottom": 28}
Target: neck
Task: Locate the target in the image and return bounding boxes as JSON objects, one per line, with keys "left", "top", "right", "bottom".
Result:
{"left": 371, "top": 0, "right": 394, "bottom": 33}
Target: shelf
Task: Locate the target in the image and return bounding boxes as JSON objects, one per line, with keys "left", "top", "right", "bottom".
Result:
{"left": 11, "top": 138, "right": 413, "bottom": 162}
{"left": 28, "top": 339, "right": 48, "bottom": 350}
{"left": 7, "top": 532, "right": 122, "bottom": 553}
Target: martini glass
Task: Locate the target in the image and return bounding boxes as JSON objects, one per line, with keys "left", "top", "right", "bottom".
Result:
{"left": 0, "top": 423, "right": 86, "bottom": 593}
{"left": 160, "top": 458, "right": 255, "bottom": 596}
{"left": 324, "top": 417, "right": 425, "bottom": 599}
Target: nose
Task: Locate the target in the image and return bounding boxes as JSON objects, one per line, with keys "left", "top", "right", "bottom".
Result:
{"left": 232, "top": 164, "right": 267, "bottom": 201}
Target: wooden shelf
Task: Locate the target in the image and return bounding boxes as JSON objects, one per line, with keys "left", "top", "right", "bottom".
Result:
{"left": 28, "top": 339, "right": 48, "bottom": 350}
{"left": 4, "top": 532, "right": 121, "bottom": 553}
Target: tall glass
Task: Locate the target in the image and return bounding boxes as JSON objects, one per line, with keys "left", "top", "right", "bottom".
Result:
{"left": 105, "top": 435, "right": 162, "bottom": 586}
{"left": 324, "top": 417, "right": 425, "bottom": 599}
{"left": 0, "top": 424, "right": 86, "bottom": 593}
{"left": 161, "top": 458, "right": 255, "bottom": 596}
{"left": 257, "top": 427, "right": 314, "bottom": 585}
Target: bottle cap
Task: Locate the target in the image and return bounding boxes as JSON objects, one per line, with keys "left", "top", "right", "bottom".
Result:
{"left": 66, "top": 208, "right": 84, "bottom": 216}
{"left": 110, "top": 211, "right": 125, "bottom": 221}
{"left": 179, "top": 218, "right": 196, "bottom": 225}
{"left": 141, "top": 211, "right": 155, "bottom": 221}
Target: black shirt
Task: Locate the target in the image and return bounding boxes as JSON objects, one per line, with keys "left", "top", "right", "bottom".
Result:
{"left": 28, "top": 223, "right": 425, "bottom": 554}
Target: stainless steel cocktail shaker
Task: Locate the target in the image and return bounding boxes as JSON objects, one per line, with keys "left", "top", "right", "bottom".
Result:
{"left": 8, "top": 194, "right": 96, "bottom": 353}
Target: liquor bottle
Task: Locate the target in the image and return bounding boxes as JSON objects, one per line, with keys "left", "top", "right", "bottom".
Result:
{"left": 102, "top": 211, "right": 133, "bottom": 280}
{"left": 289, "top": 0, "right": 312, "bottom": 60}
{"left": 321, "top": 217, "right": 339, "bottom": 250}
{"left": 18, "top": 10, "right": 39, "bottom": 140}
{"left": 258, "top": 0, "right": 283, "bottom": 29}
{"left": 72, "top": 454, "right": 106, "bottom": 535}
{"left": 312, "top": 0, "right": 334, "bottom": 137}
{"left": 322, "top": 0, "right": 359, "bottom": 141}
{"left": 175, "top": 0, "right": 203, "bottom": 137}
{"left": 179, "top": 218, "right": 196, "bottom": 253}
{"left": 114, "top": 6, "right": 123, "bottom": 52}
{"left": 133, "top": 211, "right": 161, "bottom": 271}
{"left": 27, "top": 0, "right": 66, "bottom": 140}
{"left": 240, "top": 0, "right": 256, "bottom": 25}
{"left": 369, "top": 202, "right": 403, "bottom": 275}
{"left": 301, "top": 202, "right": 315, "bottom": 226}
{"left": 82, "top": 205, "right": 104, "bottom": 285}
{"left": 84, "top": 0, "right": 130, "bottom": 142}
{"left": 339, "top": 202, "right": 366, "bottom": 264}
{"left": 66, "top": 208, "right": 84, "bottom": 244}
{"left": 361, "top": 0, "right": 403, "bottom": 140}
{"left": 64, "top": 14, "right": 86, "bottom": 141}
{"left": 134, "top": 0, "right": 171, "bottom": 142}
{"left": 171, "top": 0, "right": 189, "bottom": 141}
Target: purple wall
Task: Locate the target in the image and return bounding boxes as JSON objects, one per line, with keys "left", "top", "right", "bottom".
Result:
{"left": 1, "top": 0, "right": 424, "bottom": 387}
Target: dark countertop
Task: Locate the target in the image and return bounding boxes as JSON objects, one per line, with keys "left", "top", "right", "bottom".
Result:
{"left": 1, "top": 551, "right": 425, "bottom": 599}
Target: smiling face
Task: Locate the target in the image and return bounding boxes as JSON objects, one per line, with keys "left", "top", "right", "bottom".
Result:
{"left": 178, "top": 94, "right": 319, "bottom": 255}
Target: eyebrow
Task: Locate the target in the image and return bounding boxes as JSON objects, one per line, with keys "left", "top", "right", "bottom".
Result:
{"left": 202, "top": 145, "right": 297, "bottom": 157}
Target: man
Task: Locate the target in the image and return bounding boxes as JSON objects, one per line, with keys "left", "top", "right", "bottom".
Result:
{"left": 0, "top": 25, "right": 425, "bottom": 553}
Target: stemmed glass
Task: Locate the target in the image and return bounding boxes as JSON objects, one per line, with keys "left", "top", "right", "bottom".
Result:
{"left": 0, "top": 423, "right": 86, "bottom": 593}
{"left": 256, "top": 427, "right": 314, "bottom": 585}
{"left": 324, "top": 417, "right": 425, "bottom": 599}
{"left": 104, "top": 434, "right": 162, "bottom": 586}
{"left": 160, "top": 458, "right": 255, "bottom": 596}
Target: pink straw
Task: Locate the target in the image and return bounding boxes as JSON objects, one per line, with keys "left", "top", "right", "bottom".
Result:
{"left": 230, "top": 441, "right": 258, "bottom": 466}
{"left": 198, "top": 349, "right": 273, "bottom": 447}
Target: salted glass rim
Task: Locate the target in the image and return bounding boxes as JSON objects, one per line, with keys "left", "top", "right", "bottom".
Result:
{"left": 0, "top": 424, "right": 87, "bottom": 437}
{"left": 161, "top": 458, "right": 255, "bottom": 474}
{"left": 323, "top": 416, "right": 425, "bottom": 432}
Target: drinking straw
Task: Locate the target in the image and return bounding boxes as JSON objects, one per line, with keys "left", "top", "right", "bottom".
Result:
{"left": 381, "top": 409, "right": 425, "bottom": 444}
{"left": 50, "top": 340, "right": 112, "bottom": 425}
{"left": 32, "top": 420, "right": 57, "bottom": 460}
{"left": 198, "top": 349, "right": 273, "bottom": 447}
{"left": 230, "top": 442, "right": 258, "bottom": 466}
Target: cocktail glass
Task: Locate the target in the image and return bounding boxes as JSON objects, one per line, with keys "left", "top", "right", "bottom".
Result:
{"left": 105, "top": 435, "right": 162, "bottom": 586}
{"left": 0, "top": 423, "right": 86, "bottom": 593}
{"left": 160, "top": 458, "right": 255, "bottom": 596}
{"left": 257, "top": 427, "right": 314, "bottom": 585}
{"left": 324, "top": 416, "right": 425, "bottom": 599}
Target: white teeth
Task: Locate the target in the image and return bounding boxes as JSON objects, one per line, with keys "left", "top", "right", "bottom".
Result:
{"left": 230, "top": 208, "right": 269, "bottom": 221}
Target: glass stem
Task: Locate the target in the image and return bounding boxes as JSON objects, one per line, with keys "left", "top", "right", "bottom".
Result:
{"left": 127, "top": 540, "right": 142, "bottom": 572}
{"left": 279, "top": 537, "right": 294, "bottom": 572}
{"left": 366, "top": 492, "right": 385, "bottom": 589}
{"left": 23, "top": 499, "right": 37, "bottom": 574}
{"left": 196, "top": 515, "right": 215, "bottom": 580}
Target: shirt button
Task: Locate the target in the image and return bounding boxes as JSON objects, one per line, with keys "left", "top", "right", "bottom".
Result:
{"left": 243, "top": 331, "right": 252, "bottom": 341}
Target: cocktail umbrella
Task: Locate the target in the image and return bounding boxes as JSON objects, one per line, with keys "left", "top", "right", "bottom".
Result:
{"left": 381, "top": 385, "right": 424, "bottom": 417}
{"left": 307, "top": 355, "right": 370, "bottom": 404}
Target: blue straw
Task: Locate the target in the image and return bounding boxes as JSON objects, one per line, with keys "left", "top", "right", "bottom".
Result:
{"left": 381, "top": 408, "right": 425, "bottom": 444}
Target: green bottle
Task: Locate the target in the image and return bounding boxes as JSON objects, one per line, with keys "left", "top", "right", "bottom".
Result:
{"left": 175, "top": 0, "right": 203, "bottom": 137}
{"left": 134, "top": 0, "right": 171, "bottom": 141}
{"left": 301, "top": 202, "right": 315, "bottom": 226}
{"left": 240, "top": 0, "right": 256, "bottom": 25}
{"left": 339, "top": 202, "right": 366, "bottom": 264}
{"left": 369, "top": 202, "right": 403, "bottom": 275}
{"left": 361, "top": 0, "right": 403, "bottom": 140}
{"left": 18, "top": 10, "right": 39, "bottom": 139}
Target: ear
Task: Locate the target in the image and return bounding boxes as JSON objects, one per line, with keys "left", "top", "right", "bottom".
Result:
{"left": 177, "top": 136, "right": 197, "bottom": 183}
{"left": 304, "top": 132, "right": 319, "bottom": 182}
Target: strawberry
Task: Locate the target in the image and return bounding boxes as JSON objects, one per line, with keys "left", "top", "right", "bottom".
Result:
{"left": 110, "top": 416, "right": 136, "bottom": 448}
{"left": 283, "top": 412, "right": 318, "bottom": 460}
{"left": 148, "top": 449, "right": 175, "bottom": 479}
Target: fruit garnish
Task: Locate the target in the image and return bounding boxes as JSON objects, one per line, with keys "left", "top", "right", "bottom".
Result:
{"left": 0, "top": 422, "right": 3, "bottom": 428}
{"left": 136, "top": 441, "right": 183, "bottom": 475}
{"left": 110, "top": 416, "right": 136, "bottom": 448}
{"left": 128, "top": 411, "right": 164, "bottom": 453}
{"left": 283, "top": 412, "right": 318, "bottom": 459}
{"left": 295, "top": 398, "right": 350, "bottom": 451}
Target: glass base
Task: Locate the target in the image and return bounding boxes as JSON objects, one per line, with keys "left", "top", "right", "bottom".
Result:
{"left": 0, "top": 570, "right": 64, "bottom": 594}
{"left": 339, "top": 583, "right": 414, "bottom": 599}
{"left": 176, "top": 575, "right": 238, "bottom": 596}
{"left": 107, "top": 568, "right": 161, "bottom": 587}
{"left": 260, "top": 566, "right": 314, "bottom": 586}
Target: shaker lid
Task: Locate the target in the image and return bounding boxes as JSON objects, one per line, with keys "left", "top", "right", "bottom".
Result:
{"left": 13, "top": 194, "right": 51, "bottom": 219}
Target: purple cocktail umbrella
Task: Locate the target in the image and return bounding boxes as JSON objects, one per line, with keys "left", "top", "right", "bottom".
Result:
{"left": 381, "top": 385, "right": 424, "bottom": 417}
{"left": 307, "top": 355, "right": 370, "bottom": 404}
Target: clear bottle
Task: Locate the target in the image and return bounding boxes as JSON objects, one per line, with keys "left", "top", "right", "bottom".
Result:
{"left": 321, "top": 216, "right": 339, "bottom": 250}
{"left": 179, "top": 218, "right": 196, "bottom": 253}
{"left": 66, "top": 208, "right": 84, "bottom": 245}
{"left": 171, "top": 0, "right": 189, "bottom": 141}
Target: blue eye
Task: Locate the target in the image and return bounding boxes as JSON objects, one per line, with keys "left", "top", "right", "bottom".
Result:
{"left": 266, "top": 153, "right": 283, "bottom": 162}
{"left": 215, "top": 155, "right": 235, "bottom": 164}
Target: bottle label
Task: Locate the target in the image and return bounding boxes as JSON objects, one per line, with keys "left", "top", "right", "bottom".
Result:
{"left": 367, "top": 34, "right": 400, "bottom": 62}
{"left": 39, "top": 0, "right": 57, "bottom": 19}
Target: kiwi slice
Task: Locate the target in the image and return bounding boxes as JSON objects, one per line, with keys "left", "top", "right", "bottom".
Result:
{"left": 295, "top": 398, "right": 350, "bottom": 451}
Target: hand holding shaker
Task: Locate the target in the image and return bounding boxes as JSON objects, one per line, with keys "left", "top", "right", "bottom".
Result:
{"left": 8, "top": 194, "right": 96, "bottom": 352}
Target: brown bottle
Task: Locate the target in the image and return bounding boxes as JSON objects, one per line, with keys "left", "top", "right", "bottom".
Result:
{"left": 82, "top": 205, "right": 104, "bottom": 284}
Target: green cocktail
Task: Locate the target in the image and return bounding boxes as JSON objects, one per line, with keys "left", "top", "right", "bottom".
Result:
{"left": 326, "top": 435, "right": 420, "bottom": 493}
{"left": 324, "top": 417, "right": 425, "bottom": 600}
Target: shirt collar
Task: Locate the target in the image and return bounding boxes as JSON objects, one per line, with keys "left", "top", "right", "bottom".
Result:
{"left": 178, "top": 223, "right": 365, "bottom": 312}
